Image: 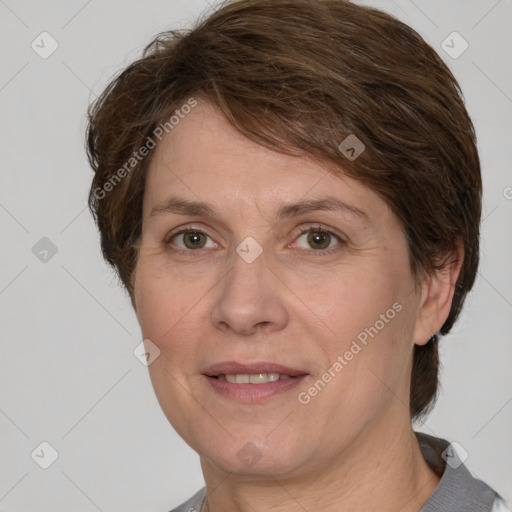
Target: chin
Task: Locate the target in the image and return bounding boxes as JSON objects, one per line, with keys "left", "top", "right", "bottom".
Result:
{"left": 195, "top": 432, "right": 309, "bottom": 478}
{"left": 204, "top": 449, "right": 302, "bottom": 478}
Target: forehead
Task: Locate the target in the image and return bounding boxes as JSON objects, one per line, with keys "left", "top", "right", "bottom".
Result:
{"left": 143, "top": 101, "right": 391, "bottom": 228}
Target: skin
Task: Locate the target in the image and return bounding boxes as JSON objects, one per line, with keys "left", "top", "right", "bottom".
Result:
{"left": 132, "top": 100, "right": 463, "bottom": 512}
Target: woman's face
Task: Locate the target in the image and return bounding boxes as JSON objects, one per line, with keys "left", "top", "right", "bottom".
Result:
{"left": 133, "top": 101, "right": 435, "bottom": 478}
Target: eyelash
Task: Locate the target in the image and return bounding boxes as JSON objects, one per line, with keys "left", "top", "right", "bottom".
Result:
{"left": 165, "top": 223, "right": 345, "bottom": 257}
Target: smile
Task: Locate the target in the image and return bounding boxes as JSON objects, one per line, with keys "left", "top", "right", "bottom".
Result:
{"left": 216, "top": 373, "right": 292, "bottom": 384}
{"left": 203, "top": 374, "right": 308, "bottom": 402}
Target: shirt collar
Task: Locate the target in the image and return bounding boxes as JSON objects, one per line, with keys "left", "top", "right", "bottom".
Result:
{"left": 416, "top": 431, "right": 498, "bottom": 512}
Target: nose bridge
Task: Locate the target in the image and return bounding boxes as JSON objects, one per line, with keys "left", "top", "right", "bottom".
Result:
{"left": 210, "top": 237, "right": 288, "bottom": 335}
{"left": 224, "top": 238, "right": 269, "bottom": 310}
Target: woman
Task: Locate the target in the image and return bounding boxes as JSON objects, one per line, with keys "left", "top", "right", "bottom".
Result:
{"left": 85, "top": 0, "right": 510, "bottom": 510}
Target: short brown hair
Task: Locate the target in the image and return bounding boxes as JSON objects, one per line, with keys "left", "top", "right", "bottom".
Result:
{"left": 86, "top": 0, "right": 481, "bottom": 420}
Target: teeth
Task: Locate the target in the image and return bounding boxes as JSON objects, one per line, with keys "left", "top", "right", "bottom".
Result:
{"left": 221, "top": 373, "right": 290, "bottom": 384}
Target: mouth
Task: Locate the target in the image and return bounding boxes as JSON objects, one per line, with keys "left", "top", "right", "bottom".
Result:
{"left": 211, "top": 373, "right": 298, "bottom": 384}
{"left": 202, "top": 361, "right": 309, "bottom": 402}
{"left": 203, "top": 360, "right": 308, "bottom": 380}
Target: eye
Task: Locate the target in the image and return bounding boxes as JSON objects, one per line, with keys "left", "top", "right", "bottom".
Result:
{"left": 165, "top": 224, "right": 344, "bottom": 255}
{"left": 292, "top": 225, "right": 344, "bottom": 253}
{"left": 166, "top": 228, "right": 217, "bottom": 251}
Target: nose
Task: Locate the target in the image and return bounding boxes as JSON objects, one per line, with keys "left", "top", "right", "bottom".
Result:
{"left": 210, "top": 244, "right": 288, "bottom": 337}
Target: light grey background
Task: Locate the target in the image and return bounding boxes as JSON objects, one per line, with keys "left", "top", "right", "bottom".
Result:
{"left": 0, "top": 0, "right": 510, "bottom": 510}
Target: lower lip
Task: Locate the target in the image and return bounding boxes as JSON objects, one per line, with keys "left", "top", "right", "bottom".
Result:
{"left": 203, "top": 375, "right": 308, "bottom": 403}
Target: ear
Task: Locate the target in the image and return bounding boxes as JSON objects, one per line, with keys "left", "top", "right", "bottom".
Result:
{"left": 412, "top": 242, "right": 464, "bottom": 346}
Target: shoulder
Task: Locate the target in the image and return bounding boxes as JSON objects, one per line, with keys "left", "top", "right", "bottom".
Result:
{"left": 415, "top": 431, "right": 508, "bottom": 512}
{"left": 168, "top": 487, "right": 207, "bottom": 512}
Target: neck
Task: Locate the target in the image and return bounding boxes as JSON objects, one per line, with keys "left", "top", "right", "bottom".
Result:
{"left": 199, "top": 410, "right": 441, "bottom": 512}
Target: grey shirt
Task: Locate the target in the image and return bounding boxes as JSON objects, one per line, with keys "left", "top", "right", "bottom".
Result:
{"left": 169, "top": 432, "right": 509, "bottom": 512}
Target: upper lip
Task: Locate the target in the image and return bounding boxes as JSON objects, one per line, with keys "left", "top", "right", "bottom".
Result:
{"left": 203, "top": 361, "right": 308, "bottom": 377}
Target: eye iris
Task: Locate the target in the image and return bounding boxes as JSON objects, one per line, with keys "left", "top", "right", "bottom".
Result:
{"left": 183, "top": 232, "right": 206, "bottom": 249}
{"left": 307, "top": 230, "right": 330, "bottom": 249}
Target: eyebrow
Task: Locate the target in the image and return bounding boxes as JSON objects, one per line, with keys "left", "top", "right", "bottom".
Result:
{"left": 149, "top": 196, "right": 371, "bottom": 224}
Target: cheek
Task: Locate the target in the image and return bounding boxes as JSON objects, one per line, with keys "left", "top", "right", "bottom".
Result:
{"left": 309, "top": 264, "right": 415, "bottom": 394}
{"left": 134, "top": 267, "right": 185, "bottom": 355}
{"left": 133, "top": 267, "right": 201, "bottom": 425}
{"left": 310, "top": 265, "right": 401, "bottom": 346}
{"left": 133, "top": 261, "right": 215, "bottom": 378}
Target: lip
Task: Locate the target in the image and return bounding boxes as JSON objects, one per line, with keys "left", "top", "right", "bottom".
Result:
{"left": 203, "top": 374, "right": 308, "bottom": 403}
{"left": 202, "top": 360, "right": 308, "bottom": 377}
{"left": 202, "top": 360, "right": 309, "bottom": 403}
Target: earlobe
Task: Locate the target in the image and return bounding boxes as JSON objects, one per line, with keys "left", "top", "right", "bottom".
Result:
{"left": 412, "top": 243, "right": 464, "bottom": 346}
